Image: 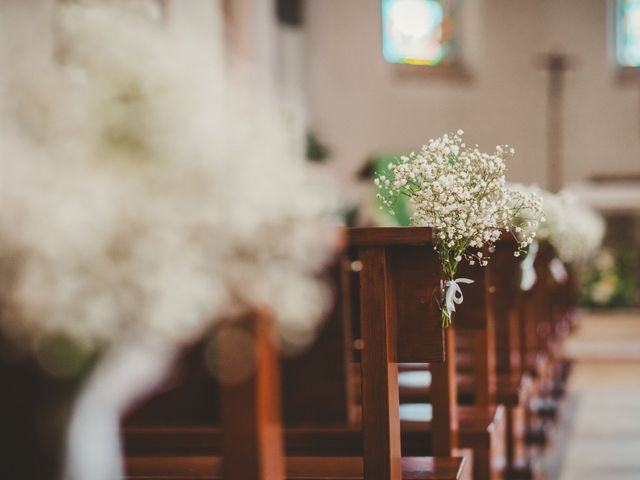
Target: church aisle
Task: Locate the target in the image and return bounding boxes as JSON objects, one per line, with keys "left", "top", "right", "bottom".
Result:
{"left": 560, "top": 312, "right": 640, "bottom": 480}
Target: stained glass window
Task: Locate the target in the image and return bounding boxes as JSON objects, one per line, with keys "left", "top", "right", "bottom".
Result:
{"left": 617, "top": 0, "right": 640, "bottom": 67}
{"left": 382, "top": 0, "right": 454, "bottom": 66}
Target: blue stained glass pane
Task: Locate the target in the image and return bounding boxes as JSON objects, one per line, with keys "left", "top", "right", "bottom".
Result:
{"left": 382, "top": 0, "right": 446, "bottom": 65}
{"left": 617, "top": 0, "right": 640, "bottom": 67}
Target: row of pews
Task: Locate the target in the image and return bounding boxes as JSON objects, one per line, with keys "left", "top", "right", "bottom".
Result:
{"left": 123, "top": 227, "right": 578, "bottom": 480}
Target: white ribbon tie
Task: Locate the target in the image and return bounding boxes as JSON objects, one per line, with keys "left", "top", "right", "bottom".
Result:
{"left": 550, "top": 257, "right": 569, "bottom": 283}
{"left": 520, "top": 240, "right": 539, "bottom": 291}
{"left": 445, "top": 278, "right": 474, "bottom": 315}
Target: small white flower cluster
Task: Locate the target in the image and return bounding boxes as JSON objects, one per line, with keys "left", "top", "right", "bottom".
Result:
{"left": 506, "top": 186, "right": 545, "bottom": 258}
{"left": 507, "top": 183, "right": 546, "bottom": 257}
{"left": 536, "top": 190, "right": 605, "bottom": 264}
{"left": 0, "top": 0, "right": 340, "bottom": 356}
{"left": 375, "top": 131, "right": 542, "bottom": 326}
{"left": 376, "top": 131, "right": 541, "bottom": 263}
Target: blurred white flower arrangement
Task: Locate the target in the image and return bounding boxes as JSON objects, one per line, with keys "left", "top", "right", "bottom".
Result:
{"left": 375, "top": 131, "right": 542, "bottom": 326}
{"left": 509, "top": 184, "right": 606, "bottom": 294}
{"left": 0, "top": 0, "right": 339, "bottom": 355}
{"left": 530, "top": 189, "right": 605, "bottom": 264}
{"left": 0, "top": 1, "right": 340, "bottom": 478}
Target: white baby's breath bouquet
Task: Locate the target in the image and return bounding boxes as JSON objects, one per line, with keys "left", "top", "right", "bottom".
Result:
{"left": 537, "top": 190, "right": 604, "bottom": 264}
{"left": 0, "top": 1, "right": 340, "bottom": 479}
{"left": 376, "top": 131, "right": 542, "bottom": 327}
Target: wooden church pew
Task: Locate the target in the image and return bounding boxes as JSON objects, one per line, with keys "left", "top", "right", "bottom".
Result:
{"left": 0, "top": 337, "right": 75, "bottom": 480}
{"left": 296, "top": 228, "right": 510, "bottom": 478}
{"left": 394, "top": 234, "right": 579, "bottom": 479}
{"left": 519, "top": 242, "right": 577, "bottom": 450}
{"left": 346, "top": 227, "right": 461, "bottom": 462}
{"left": 125, "top": 226, "right": 467, "bottom": 479}
{"left": 124, "top": 260, "right": 357, "bottom": 455}
{"left": 520, "top": 242, "right": 557, "bottom": 382}
{"left": 346, "top": 228, "right": 509, "bottom": 480}
{"left": 433, "top": 238, "right": 533, "bottom": 477}
{"left": 488, "top": 239, "right": 536, "bottom": 479}
{"left": 396, "top": 234, "right": 581, "bottom": 478}
{"left": 394, "top": 245, "right": 508, "bottom": 480}
{"left": 130, "top": 226, "right": 580, "bottom": 480}
{"left": 547, "top": 263, "right": 579, "bottom": 397}
{"left": 348, "top": 227, "right": 464, "bottom": 478}
{"left": 124, "top": 228, "right": 580, "bottom": 480}
{"left": 126, "top": 312, "right": 464, "bottom": 480}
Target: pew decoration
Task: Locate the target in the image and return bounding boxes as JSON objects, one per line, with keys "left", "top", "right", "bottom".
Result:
{"left": 520, "top": 239, "right": 540, "bottom": 291}
{"left": 375, "top": 130, "right": 543, "bottom": 326}
{"left": 535, "top": 190, "right": 605, "bottom": 265}
{"left": 511, "top": 184, "right": 605, "bottom": 295}
{"left": 0, "top": 1, "right": 340, "bottom": 479}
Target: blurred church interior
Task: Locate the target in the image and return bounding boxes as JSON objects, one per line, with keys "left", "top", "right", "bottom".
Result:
{"left": 0, "top": 1, "right": 639, "bottom": 480}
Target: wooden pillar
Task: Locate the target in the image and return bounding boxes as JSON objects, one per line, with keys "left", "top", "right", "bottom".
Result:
{"left": 358, "top": 247, "right": 402, "bottom": 480}
{"left": 540, "top": 52, "right": 574, "bottom": 193}
{"left": 218, "top": 316, "right": 285, "bottom": 480}
{"left": 430, "top": 326, "right": 460, "bottom": 457}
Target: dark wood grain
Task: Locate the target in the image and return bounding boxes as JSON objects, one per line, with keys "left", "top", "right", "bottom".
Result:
{"left": 347, "top": 227, "right": 433, "bottom": 247}
{"left": 429, "top": 327, "right": 459, "bottom": 457}
{"left": 520, "top": 242, "right": 555, "bottom": 369}
{"left": 217, "top": 316, "right": 285, "bottom": 480}
{"left": 0, "top": 338, "right": 75, "bottom": 479}
{"left": 124, "top": 409, "right": 504, "bottom": 458}
{"left": 281, "top": 260, "right": 355, "bottom": 425}
{"left": 126, "top": 455, "right": 465, "bottom": 480}
{"left": 125, "top": 227, "right": 465, "bottom": 479}
{"left": 124, "top": 342, "right": 220, "bottom": 426}
{"left": 455, "top": 261, "right": 490, "bottom": 330}
{"left": 455, "top": 261, "right": 497, "bottom": 409}
{"left": 488, "top": 241, "right": 523, "bottom": 376}
{"left": 387, "top": 246, "right": 445, "bottom": 363}
{"left": 398, "top": 369, "right": 524, "bottom": 408}
{"left": 358, "top": 247, "right": 402, "bottom": 480}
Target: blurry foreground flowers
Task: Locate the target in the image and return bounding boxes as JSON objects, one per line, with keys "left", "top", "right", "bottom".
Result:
{"left": 0, "top": 0, "right": 339, "bottom": 360}
{"left": 0, "top": 1, "right": 340, "bottom": 479}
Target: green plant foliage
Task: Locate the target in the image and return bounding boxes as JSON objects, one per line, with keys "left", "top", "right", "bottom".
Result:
{"left": 580, "top": 247, "right": 637, "bottom": 308}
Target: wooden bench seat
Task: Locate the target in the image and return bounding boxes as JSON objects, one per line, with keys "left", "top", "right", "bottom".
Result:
{"left": 400, "top": 405, "right": 504, "bottom": 452}
{"left": 126, "top": 455, "right": 465, "bottom": 480}
{"left": 495, "top": 374, "right": 530, "bottom": 407}
{"left": 126, "top": 227, "right": 468, "bottom": 480}
{"left": 125, "top": 406, "right": 499, "bottom": 458}
{"left": 397, "top": 369, "right": 528, "bottom": 408}
{"left": 126, "top": 228, "right": 574, "bottom": 480}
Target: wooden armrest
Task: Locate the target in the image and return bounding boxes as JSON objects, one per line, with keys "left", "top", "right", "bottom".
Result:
{"left": 347, "top": 227, "right": 433, "bottom": 247}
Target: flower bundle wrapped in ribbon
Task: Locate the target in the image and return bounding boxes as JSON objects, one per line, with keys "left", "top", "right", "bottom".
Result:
{"left": 376, "top": 131, "right": 543, "bottom": 327}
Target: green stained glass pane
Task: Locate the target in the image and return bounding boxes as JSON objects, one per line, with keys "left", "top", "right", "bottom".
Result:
{"left": 617, "top": 0, "right": 640, "bottom": 67}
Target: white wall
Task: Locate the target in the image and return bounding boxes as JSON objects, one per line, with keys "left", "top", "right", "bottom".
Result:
{"left": 305, "top": 0, "right": 640, "bottom": 187}
{"left": 0, "top": 0, "right": 56, "bottom": 67}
